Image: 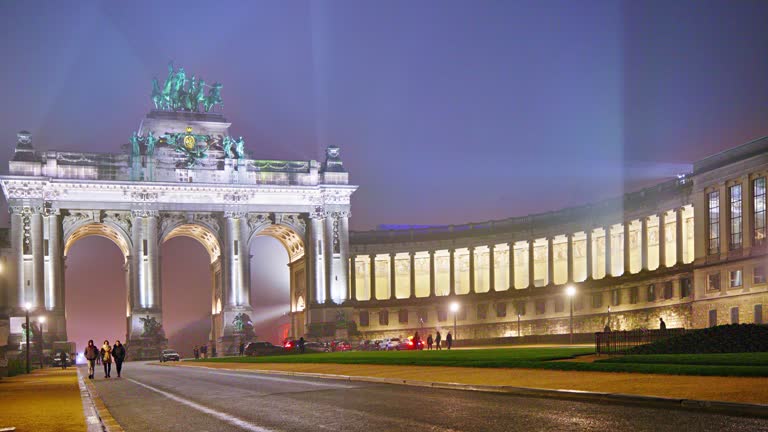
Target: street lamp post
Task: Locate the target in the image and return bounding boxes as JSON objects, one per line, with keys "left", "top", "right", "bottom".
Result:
{"left": 38, "top": 316, "right": 46, "bottom": 368}
{"left": 24, "top": 302, "right": 31, "bottom": 374}
{"left": 450, "top": 302, "right": 459, "bottom": 342}
{"left": 566, "top": 286, "right": 576, "bottom": 345}
{"left": 517, "top": 314, "right": 521, "bottom": 338}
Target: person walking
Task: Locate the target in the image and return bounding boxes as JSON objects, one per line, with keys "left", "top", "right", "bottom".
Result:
{"left": 193, "top": 346, "right": 199, "bottom": 360}
{"left": 239, "top": 342, "right": 245, "bottom": 356}
{"left": 101, "top": 340, "right": 113, "bottom": 378}
{"left": 298, "top": 337, "right": 306, "bottom": 354}
{"left": 435, "top": 331, "right": 442, "bottom": 350}
{"left": 201, "top": 344, "right": 207, "bottom": 359}
{"left": 84, "top": 340, "right": 99, "bottom": 379}
{"left": 446, "top": 332, "right": 453, "bottom": 350}
{"left": 426, "top": 334, "right": 433, "bottom": 350}
{"left": 659, "top": 317, "right": 667, "bottom": 331}
{"left": 58, "top": 349, "right": 68, "bottom": 370}
{"left": 112, "top": 340, "right": 126, "bottom": 378}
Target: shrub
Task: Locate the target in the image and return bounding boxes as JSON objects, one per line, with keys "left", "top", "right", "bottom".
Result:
{"left": 629, "top": 324, "right": 768, "bottom": 354}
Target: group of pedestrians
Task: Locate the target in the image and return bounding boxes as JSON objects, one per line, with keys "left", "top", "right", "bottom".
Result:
{"left": 192, "top": 344, "right": 209, "bottom": 359}
{"left": 84, "top": 339, "right": 126, "bottom": 379}
{"left": 424, "top": 331, "right": 453, "bottom": 350}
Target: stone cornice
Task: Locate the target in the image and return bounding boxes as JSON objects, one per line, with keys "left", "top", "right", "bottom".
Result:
{"left": 0, "top": 176, "right": 357, "bottom": 209}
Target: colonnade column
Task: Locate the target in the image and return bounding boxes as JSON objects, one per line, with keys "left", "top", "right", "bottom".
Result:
{"left": 742, "top": 176, "right": 753, "bottom": 251}
{"left": 349, "top": 255, "right": 356, "bottom": 301}
{"left": 449, "top": 249, "right": 456, "bottom": 295}
{"left": 585, "top": 229, "right": 593, "bottom": 279}
{"left": 369, "top": 254, "right": 377, "bottom": 300}
{"left": 428, "top": 251, "right": 436, "bottom": 297}
{"left": 658, "top": 212, "right": 667, "bottom": 267}
{"left": 409, "top": 252, "right": 416, "bottom": 299}
{"left": 675, "top": 207, "right": 684, "bottom": 265}
{"left": 309, "top": 212, "right": 325, "bottom": 304}
{"left": 623, "top": 222, "right": 631, "bottom": 274}
{"left": 223, "top": 213, "right": 251, "bottom": 307}
{"left": 604, "top": 226, "right": 612, "bottom": 277}
{"left": 546, "top": 237, "right": 554, "bottom": 286}
{"left": 718, "top": 183, "right": 730, "bottom": 256}
{"left": 508, "top": 242, "right": 515, "bottom": 289}
{"left": 566, "top": 233, "right": 574, "bottom": 283}
{"left": 641, "top": 217, "right": 649, "bottom": 270}
{"left": 130, "top": 211, "right": 142, "bottom": 312}
{"left": 488, "top": 245, "right": 495, "bottom": 292}
{"left": 389, "top": 252, "right": 396, "bottom": 300}
{"left": 528, "top": 241, "right": 535, "bottom": 287}
{"left": 468, "top": 246, "right": 476, "bottom": 294}
{"left": 31, "top": 208, "right": 44, "bottom": 311}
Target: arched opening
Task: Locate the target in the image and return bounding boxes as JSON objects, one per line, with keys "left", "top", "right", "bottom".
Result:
{"left": 248, "top": 224, "right": 305, "bottom": 345}
{"left": 63, "top": 224, "right": 130, "bottom": 357}
{"left": 160, "top": 224, "right": 220, "bottom": 358}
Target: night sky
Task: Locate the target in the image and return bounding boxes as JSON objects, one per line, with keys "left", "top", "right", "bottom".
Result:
{"left": 1, "top": 1, "right": 767, "bottom": 355}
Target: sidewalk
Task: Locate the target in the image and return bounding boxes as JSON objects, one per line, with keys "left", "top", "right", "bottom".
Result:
{"left": 0, "top": 368, "right": 86, "bottom": 432}
{"left": 176, "top": 361, "right": 768, "bottom": 405}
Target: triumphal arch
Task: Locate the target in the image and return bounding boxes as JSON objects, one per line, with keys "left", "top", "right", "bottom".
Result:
{"left": 0, "top": 64, "right": 356, "bottom": 358}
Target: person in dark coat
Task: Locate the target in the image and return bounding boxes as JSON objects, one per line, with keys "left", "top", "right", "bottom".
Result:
{"left": 112, "top": 340, "right": 126, "bottom": 378}
{"left": 84, "top": 340, "right": 99, "bottom": 379}
{"left": 426, "top": 334, "right": 433, "bottom": 350}
{"left": 239, "top": 342, "right": 245, "bottom": 356}
{"left": 659, "top": 317, "right": 667, "bottom": 331}
{"left": 298, "top": 337, "right": 306, "bottom": 354}
{"left": 435, "top": 331, "right": 442, "bottom": 350}
{"left": 58, "top": 350, "right": 68, "bottom": 370}
{"left": 193, "top": 346, "right": 199, "bottom": 360}
{"left": 446, "top": 332, "right": 453, "bottom": 350}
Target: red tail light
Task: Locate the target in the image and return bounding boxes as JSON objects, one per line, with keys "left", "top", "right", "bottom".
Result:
{"left": 285, "top": 342, "right": 292, "bottom": 348}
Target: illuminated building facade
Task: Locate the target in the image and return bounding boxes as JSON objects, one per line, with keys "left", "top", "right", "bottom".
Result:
{"left": 348, "top": 137, "right": 768, "bottom": 340}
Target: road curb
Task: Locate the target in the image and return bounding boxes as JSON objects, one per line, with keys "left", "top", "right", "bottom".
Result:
{"left": 160, "top": 362, "right": 768, "bottom": 419}
{"left": 77, "top": 369, "right": 125, "bottom": 432}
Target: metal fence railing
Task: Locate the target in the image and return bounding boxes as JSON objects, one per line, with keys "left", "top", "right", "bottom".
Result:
{"left": 595, "top": 328, "right": 686, "bottom": 355}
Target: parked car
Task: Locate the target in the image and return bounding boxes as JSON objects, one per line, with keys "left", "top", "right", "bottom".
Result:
{"left": 51, "top": 352, "right": 71, "bottom": 367}
{"left": 304, "top": 341, "right": 328, "bottom": 353}
{"left": 160, "top": 349, "right": 180, "bottom": 362}
{"left": 330, "top": 340, "right": 351, "bottom": 352}
{"left": 358, "top": 340, "right": 378, "bottom": 351}
{"left": 397, "top": 337, "right": 424, "bottom": 351}
{"left": 379, "top": 338, "right": 402, "bottom": 351}
{"left": 244, "top": 341, "right": 283, "bottom": 356}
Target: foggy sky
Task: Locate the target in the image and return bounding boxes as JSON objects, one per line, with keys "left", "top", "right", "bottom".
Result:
{"left": 2, "top": 1, "right": 767, "bottom": 354}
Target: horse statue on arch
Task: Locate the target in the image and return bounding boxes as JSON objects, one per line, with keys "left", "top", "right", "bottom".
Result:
{"left": 204, "top": 83, "right": 223, "bottom": 112}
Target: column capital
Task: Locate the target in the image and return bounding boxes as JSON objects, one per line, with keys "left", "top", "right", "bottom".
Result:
{"left": 131, "top": 209, "right": 158, "bottom": 218}
{"left": 389, "top": 252, "right": 396, "bottom": 258}
{"left": 428, "top": 250, "right": 435, "bottom": 256}
{"left": 223, "top": 210, "right": 247, "bottom": 219}
{"left": 309, "top": 206, "right": 327, "bottom": 220}
{"left": 468, "top": 245, "right": 475, "bottom": 252}
{"left": 408, "top": 251, "right": 415, "bottom": 257}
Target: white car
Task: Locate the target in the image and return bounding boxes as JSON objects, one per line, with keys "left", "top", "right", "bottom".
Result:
{"left": 379, "top": 338, "right": 401, "bottom": 351}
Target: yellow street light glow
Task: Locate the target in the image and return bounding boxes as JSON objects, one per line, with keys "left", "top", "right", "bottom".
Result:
{"left": 450, "top": 302, "right": 459, "bottom": 313}
{"left": 565, "top": 285, "right": 576, "bottom": 297}
{"left": 24, "top": 302, "right": 31, "bottom": 311}
{"left": 39, "top": 316, "right": 46, "bottom": 323}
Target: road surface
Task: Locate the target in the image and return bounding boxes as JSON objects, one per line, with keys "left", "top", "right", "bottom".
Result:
{"left": 88, "top": 362, "right": 768, "bottom": 432}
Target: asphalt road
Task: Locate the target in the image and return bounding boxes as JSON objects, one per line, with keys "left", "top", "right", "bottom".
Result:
{"left": 88, "top": 362, "right": 768, "bottom": 432}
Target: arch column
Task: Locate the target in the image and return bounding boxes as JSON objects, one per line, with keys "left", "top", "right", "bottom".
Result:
{"left": 389, "top": 252, "right": 396, "bottom": 300}
{"left": 127, "top": 209, "right": 167, "bottom": 360}
{"left": 309, "top": 212, "right": 326, "bottom": 304}
{"left": 46, "top": 209, "right": 64, "bottom": 313}
{"left": 31, "top": 208, "right": 44, "bottom": 311}
{"left": 623, "top": 222, "right": 631, "bottom": 274}
{"left": 488, "top": 245, "right": 495, "bottom": 292}
{"left": 468, "top": 246, "right": 476, "bottom": 294}
{"left": 658, "top": 212, "right": 667, "bottom": 267}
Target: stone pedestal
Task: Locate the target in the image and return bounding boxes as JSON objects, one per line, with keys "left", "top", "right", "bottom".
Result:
{"left": 217, "top": 306, "right": 256, "bottom": 356}
{"left": 126, "top": 336, "right": 168, "bottom": 361}
{"left": 127, "top": 310, "right": 167, "bottom": 360}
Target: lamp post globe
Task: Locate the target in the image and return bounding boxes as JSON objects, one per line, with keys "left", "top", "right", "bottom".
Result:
{"left": 450, "top": 302, "right": 459, "bottom": 341}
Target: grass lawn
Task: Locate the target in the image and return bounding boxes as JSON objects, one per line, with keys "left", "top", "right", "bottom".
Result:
{"left": 191, "top": 347, "right": 768, "bottom": 377}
